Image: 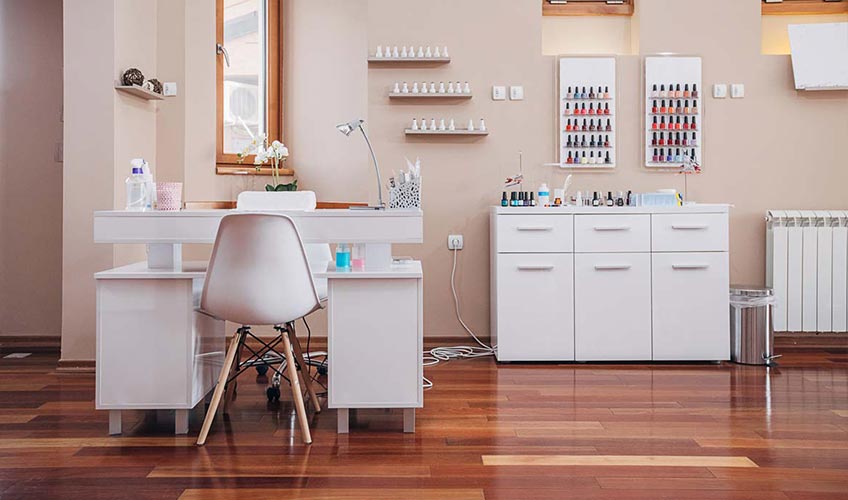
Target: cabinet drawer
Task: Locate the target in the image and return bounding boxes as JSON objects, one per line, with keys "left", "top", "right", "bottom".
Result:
{"left": 574, "top": 215, "right": 650, "bottom": 253}
{"left": 574, "top": 253, "right": 652, "bottom": 361}
{"left": 495, "top": 254, "right": 574, "bottom": 361}
{"left": 496, "top": 215, "right": 573, "bottom": 253}
{"left": 652, "top": 252, "right": 730, "bottom": 360}
{"left": 652, "top": 214, "right": 728, "bottom": 252}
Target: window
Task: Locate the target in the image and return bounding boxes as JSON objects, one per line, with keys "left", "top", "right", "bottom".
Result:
{"left": 216, "top": 0, "right": 289, "bottom": 175}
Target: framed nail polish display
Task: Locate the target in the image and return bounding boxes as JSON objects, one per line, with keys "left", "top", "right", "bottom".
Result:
{"left": 644, "top": 56, "right": 702, "bottom": 169}
{"left": 558, "top": 56, "right": 617, "bottom": 169}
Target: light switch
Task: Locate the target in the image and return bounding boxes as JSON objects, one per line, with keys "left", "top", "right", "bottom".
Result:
{"left": 510, "top": 85, "right": 524, "bottom": 101}
{"left": 713, "top": 84, "right": 728, "bottom": 99}
{"left": 163, "top": 82, "right": 178, "bottom": 96}
{"left": 731, "top": 83, "right": 745, "bottom": 99}
{"left": 492, "top": 85, "right": 506, "bottom": 101}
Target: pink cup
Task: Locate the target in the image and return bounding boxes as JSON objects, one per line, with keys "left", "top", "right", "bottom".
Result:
{"left": 156, "top": 182, "right": 183, "bottom": 211}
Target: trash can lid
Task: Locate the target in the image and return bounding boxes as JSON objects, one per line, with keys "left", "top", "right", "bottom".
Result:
{"left": 730, "top": 285, "right": 774, "bottom": 297}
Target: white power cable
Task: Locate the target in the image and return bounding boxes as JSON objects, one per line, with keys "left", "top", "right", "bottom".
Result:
{"left": 423, "top": 245, "right": 493, "bottom": 389}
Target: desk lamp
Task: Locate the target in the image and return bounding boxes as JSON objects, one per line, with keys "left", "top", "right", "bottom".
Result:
{"left": 336, "top": 119, "right": 385, "bottom": 210}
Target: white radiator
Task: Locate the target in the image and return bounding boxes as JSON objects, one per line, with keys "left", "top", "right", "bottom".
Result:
{"left": 767, "top": 210, "right": 848, "bottom": 333}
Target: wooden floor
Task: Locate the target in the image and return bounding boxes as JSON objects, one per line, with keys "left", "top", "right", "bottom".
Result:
{"left": 0, "top": 346, "right": 847, "bottom": 499}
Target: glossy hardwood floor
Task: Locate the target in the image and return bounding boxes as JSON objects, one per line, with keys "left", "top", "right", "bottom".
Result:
{"left": 0, "top": 345, "right": 846, "bottom": 499}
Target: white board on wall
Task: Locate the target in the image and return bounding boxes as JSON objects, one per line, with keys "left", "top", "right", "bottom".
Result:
{"left": 788, "top": 22, "right": 848, "bottom": 91}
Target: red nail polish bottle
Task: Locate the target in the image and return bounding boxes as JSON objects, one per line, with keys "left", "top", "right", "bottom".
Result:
{"left": 604, "top": 103, "right": 610, "bottom": 115}
{"left": 658, "top": 132, "right": 664, "bottom": 146}
{"left": 604, "top": 134, "right": 610, "bottom": 148}
{"left": 683, "top": 117, "right": 689, "bottom": 130}
{"left": 692, "top": 116, "right": 697, "bottom": 130}
{"left": 589, "top": 103, "right": 596, "bottom": 115}
{"left": 652, "top": 132, "right": 657, "bottom": 146}
{"left": 660, "top": 100, "right": 667, "bottom": 114}
{"left": 660, "top": 117, "right": 666, "bottom": 130}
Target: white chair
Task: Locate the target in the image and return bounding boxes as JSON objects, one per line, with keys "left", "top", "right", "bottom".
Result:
{"left": 196, "top": 213, "right": 322, "bottom": 445}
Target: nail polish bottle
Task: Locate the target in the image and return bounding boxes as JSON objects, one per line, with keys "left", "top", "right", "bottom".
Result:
{"left": 426, "top": 46, "right": 433, "bottom": 58}
{"left": 589, "top": 135, "right": 596, "bottom": 148}
{"left": 669, "top": 83, "right": 675, "bottom": 97}
{"left": 592, "top": 192, "right": 600, "bottom": 207}
{"left": 510, "top": 192, "right": 517, "bottom": 206}
{"left": 667, "top": 149, "right": 673, "bottom": 162}
{"left": 412, "top": 82, "right": 420, "bottom": 94}
{"left": 683, "top": 83, "right": 691, "bottom": 98}
{"left": 566, "top": 86, "right": 573, "bottom": 99}
{"left": 651, "top": 84, "right": 659, "bottom": 98}
{"left": 675, "top": 148, "right": 683, "bottom": 163}
{"left": 530, "top": 192, "right": 536, "bottom": 207}
{"left": 464, "top": 82, "right": 471, "bottom": 93}
{"left": 581, "top": 86, "right": 588, "bottom": 99}
{"left": 589, "top": 119, "right": 596, "bottom": 132}
{"left": 443, "top": 46, "right": 449, "bottom": 58}
{"left": 658, "top": 132, "right": 665, "bottom": 146}
{"left": 430, "top": 118, "right": 437, "bottom": 130}
{"left": 402, "top": 82, "right": 409, "bottom": 93}
{"left": 501, "top": 192, "right": 508, "bottom": 207}
{"left": 565, "top": 103, "right": 572, "bottom": 116}
{"left": 401, "top": 46, "right": 408, "bottom": 58}
{"left": 652, "top": 132, "right": 658, "bottom": 146}
{"left": 582, "top": 119, "right": 588, "bottom": 131}
{"left": 449, "top": 119, "right": 456, "bottom": 131}
{"left": 604, "top": 135, "right": 610, "bottom": 147}
{"left": 417, "top": 46, "right": 425, "bottom": 58}
{"left": 581, "top": 136, "right": 587, "bottom": 148}
{"left": 604, "top": 86, "right": 610, "bottom": 99}
{"left": 681, "top": 132, "right": 688, "bottom": 146}
{"left": 606, "top": 192, "right": 614, "bottom": 207}
{"left": 676, "top": 84, "right": 682, "bottom": 98}
{"left": 604, "top": 103, "right": 610, "bottom": 115}
{"left": 660, "top": 84, "right": 667, "bottom": 98}
{"left": 392, "top": 46, "right": 400, "bottom": 58}
{"left": 581, "top": 152, "right": 588, "bottom": 165}
{"left": 690, "top": 149, "right": 697, "bottom": 161}
{"left": 566, "top": 135, "right": 573, "bottom": 148}
{"left": 652, "top": 148, "right": 660, "bottom": 163}
{"left": 651, "top": 116, "right": 658, "bottom": 130}
{"left": 581, "top": 103, "right": 587, "bottom": 115}
{"left": 420, "top": 81, "right": 428, "bottom": 94}
{"left": 692, "top": 84, "right": 699, "bottom": 98}
{"left": 676, "top": 100, "right": 683, "bottom": 114}
{"left": 587, "top": 87, "right": 593, "bottom": 99}
{"left": 691, "top": 133, "right": 697, "bottom": 146}
{"left": 588, "top": 103, "right": 596, "bottom": 115}
{"left": 659, "top": 148, "right": 665, "bottom": 163}
{"left": 439, "top": 82, "right": 446, "bottom": 94}
{"left": 448, "top": 82, "right": 455, "bottom": 94}
{"left": 467, "top": 119, "right": 475, "bottom": 131}
{"left": 692, "top": 117, "right": 697, "bottom": 130}
{"left": 411, "top": 118, "right": 419, "bottom": 131}
{"left": 479, "top": 118, "right": 487, "bottom": 132}
{"left": 660, "top": 100, "right": 667, "bottom": 114}
{"left": 565, "top": 119, "right": 572, "bottom": 131}
{"left": 684, "top": 100, "right": 690, "bottom": 114}
{"left": 660, "top": 117, "right": 666, "bottom": 130}
{"left": 376, "top": 45, "right": 384, "bottom": 58}
{"left": 439, "top": 119, "right": 447, "bottom": 131}
{"left": 420, "top": 117, "right": 427, "bottom": 131}
{"left": 692, "top": 100, "right": 699, "bottom": 115}
{"left": 605, "top": 151, "right": 612, "bottom": 164}
{"left": 677, "top": 116, "right": 684, "bottom": 130}
{"left": 589, "top": 151, "right": 596, "bottom": 165}
{"left": 434, "top": 46, "right": 441, "bottom": 58}
{"left": 605, "top": 119, "right": 612, "bottom": 132}
{"left": 676, "top": 132, "right": 682, "bottom": 146}
{"left": 652, "top": 100, "right": 658, "bottom": 114}
{"left": 682, "top": 116, "right": 689, "bottom": 130}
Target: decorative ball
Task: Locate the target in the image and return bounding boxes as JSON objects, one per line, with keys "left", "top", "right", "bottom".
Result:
{"left": 121, "top": 68, "right": 144, "bottom": 87}
{"left": 147, "top": 78, "right": 163, "bottom": 94}
{"left": 142, "top": 80, "right": 155, "bottom": 92}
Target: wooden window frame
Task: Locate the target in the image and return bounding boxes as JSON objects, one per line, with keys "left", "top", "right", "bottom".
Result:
{"left": 762, "top": 0, "right": 848, "bottom": 15}
{"left": 542, "top": 0, "right": 634, "bottom": 17}
{"left": 216, "top": 0, "right": 292, "bottom": 176}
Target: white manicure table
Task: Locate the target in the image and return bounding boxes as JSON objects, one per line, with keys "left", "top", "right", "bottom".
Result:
{"left": 93, "top": 209, "right": 423, "bottom": 435}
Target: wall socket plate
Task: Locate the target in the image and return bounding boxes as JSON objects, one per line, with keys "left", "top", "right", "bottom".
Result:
{"left": 492, "top": 86, "right": 506, "bottom": 101}
{"left": 510, "top": 85, "right": 525, "bottom": 100}
{"left": 447, "top": 234, "right": 464, "bottom": 250}
{"left": 713, "top": 84, "right": 728, "bottom": 99}
{"left": 163, "top": 82, "right": 178, "bottom": 96}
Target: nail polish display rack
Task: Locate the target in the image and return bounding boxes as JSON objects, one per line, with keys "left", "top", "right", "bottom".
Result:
{"left": 405, "top": 118, "right": 489, "bottom": 136}
{"left": 558, "top": 57, "right": 617, "bottom": 169}
{"left": 389, "top": 81, "right": 473, "bottom": 99}
{"left": 369, "top": 45, "right": 451, "bottom": 64}
{"left": 644, "top": 56, "right": 703, "bottom": 169}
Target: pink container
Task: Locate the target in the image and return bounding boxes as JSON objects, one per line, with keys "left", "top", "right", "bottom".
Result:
{"left": 156, "top": 182, "right": 183, "bottom": 211}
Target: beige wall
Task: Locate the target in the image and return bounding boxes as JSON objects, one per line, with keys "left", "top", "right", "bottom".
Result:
{"left": 0, "top": 0, "right": 64, "bottom": 337}
{"left": 61, "top": 0, "right": 848, "bottom": 361}
{"left": 542, "top": 16, "right": 633, "bottom": 56}
{"left": 762, "top": 14, "right": 848, "bottom": 55}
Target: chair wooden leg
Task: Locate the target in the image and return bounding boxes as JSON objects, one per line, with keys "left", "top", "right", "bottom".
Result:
{"left": 223, "top": 331, "right": 245, "bottom": 414}
{"left": 197, "top": 328, "right": 244, "bottom": 446}
{"left": 281, "top": 330, "right": 312, "bottom": 444}
{"left": 288, "top": 323, "right": 321, "bottom": 413}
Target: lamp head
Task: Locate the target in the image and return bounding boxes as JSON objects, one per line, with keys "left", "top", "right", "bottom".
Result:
{"left": 336, "top": 119, "right": 365, "bottom": 137}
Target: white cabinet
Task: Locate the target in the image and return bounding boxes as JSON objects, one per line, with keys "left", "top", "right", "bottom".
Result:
{"left": 495, "top": 254, "right": 574, "bottom": 361}
{"left": 575, "top": 253, "right": 652, "bottom": 361}
{"left": 491, "top": 205, "right": 730, "bottom": 362}
{"left": 652, "top": 252, "right": 730, "bottom": 360}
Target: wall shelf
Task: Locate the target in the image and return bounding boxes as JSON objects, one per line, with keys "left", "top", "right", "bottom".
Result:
{"left": 405, "top": 129, "right": 488, "bottom": 136}
{"left": 389, "top": 93, "right": 472, "bottom": 100}
{"left": 114, "top": 84, "right": 166, "bottom": 101}
{"left": 368, "top": 57, "right": 451, "bottom": 65}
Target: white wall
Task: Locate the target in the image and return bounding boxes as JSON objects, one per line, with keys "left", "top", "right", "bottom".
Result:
{"left": 0, "top": 0, "right": 64, "bottom": 337}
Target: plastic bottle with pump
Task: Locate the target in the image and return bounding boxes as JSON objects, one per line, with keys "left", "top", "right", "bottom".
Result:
{"left": 130, "top": 158, "right": 156, "bottom": 210}
{"left": 125, "top": 166, "right": 147, "bottom": 211}
{"left": 538, "top": 183, "right": 550, "bottom": 207}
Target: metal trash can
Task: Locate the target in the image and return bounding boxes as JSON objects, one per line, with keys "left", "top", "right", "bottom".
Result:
{"left": 730, "top": 285, "right": 780, "bottom": 365}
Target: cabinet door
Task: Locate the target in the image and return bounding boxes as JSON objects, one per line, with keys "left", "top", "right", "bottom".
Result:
{"left": 652, "top": 252, "right": 730, "bottom": 361}
{"left": 496, "top": 253, "right": 574, "bottom": 361}
{"left": 575, "top": 253, "right": 652, "bottom": 361}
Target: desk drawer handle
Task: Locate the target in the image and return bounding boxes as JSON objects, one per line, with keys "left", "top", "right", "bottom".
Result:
{"left": 593, "top": 226, "right": 631, "bottom": 231}
{"left": 517, "top": 265, "right": 555, "bottom": 271}
{"left": 672, "top": 264, "right": 710, "bottom": 270}
{"left": 517, "top": 226, "right": 554, "bottom": 232}
{"left": 672, "top": 225, "right": 709, "bottom": 230}
{"left": 594, "top": 264, "right": 631, "bottom": 271}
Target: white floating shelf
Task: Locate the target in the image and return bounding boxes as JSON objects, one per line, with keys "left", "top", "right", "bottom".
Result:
{"left": 369, "top": 57, "right": 451, "bottom": 64}
{"left": 405, "top": 129, "right": 488, "bottom": 136}
{"left": 114, "top": 84, "right": 166, "bottom": 101}
{"left": 389, "top": 93, "right": 472, "bottom": 99}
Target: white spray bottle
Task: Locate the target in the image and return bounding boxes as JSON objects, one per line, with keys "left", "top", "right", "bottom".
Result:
{"left": 131, "top": 158, "right": 156, "bottom": 210}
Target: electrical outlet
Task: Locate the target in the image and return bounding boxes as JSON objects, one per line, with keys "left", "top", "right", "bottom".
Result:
{"left": 510, "top": 85, "right": 525, "bottom": 100}
{"left": 163, "top": 82, "right": 178, "bottom": 96}
{"left": 492, "top": 86, "right": 506, "bottom": 101}
{"left": 447, "top": 234, "right": 464, "bottom": 250}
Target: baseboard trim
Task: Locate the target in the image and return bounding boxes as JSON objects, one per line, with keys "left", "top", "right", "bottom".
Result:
{"left": 56, "top": 359, "right": 95, "bottom": 373}
{"left": 0, "top": 335, "right": 61, "bottom": 351}
{"left": 776, "top": 332, "right": 848, "bottom": 348}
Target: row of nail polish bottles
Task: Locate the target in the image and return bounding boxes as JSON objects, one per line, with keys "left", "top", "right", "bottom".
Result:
{"left": 564, "top": 102, "right": 611, "bottom": 116}
{"left": 564, "top": 118, "right": 613, "bottom": 132}
{"left": 565, "top": 151, "right": 612, "bottom": 165}
{"left": 651, "top": 99, "right": 699, "bottom": 115}
{"left": 650, "top": 83, "right": 698, "bottom": 99}
{"left": 650, "top": 131, "right": 698, "bottom": 147}
{"left": 564, "top": 86, "right": 611, "bottom": 100}
{"left": 650, "top": 115, "right": 698, "bottom": 131}
{"left": 393, "top": 81, "right": 471, "bottom": 95}
{"left": 410, "top": 118, "right": 486, "bottom": 132}
{"left": 564, "top": 134, "right": 611, "bottom": 149}
{"left": 375, "top": 45, "right": 448, "bottom": 59}
{"left": 652, "top": 148, "right": 698, "bottom": 164}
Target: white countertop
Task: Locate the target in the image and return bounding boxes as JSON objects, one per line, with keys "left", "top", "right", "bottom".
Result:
{"left": 493, "top": 203, "right": 730, "bottom": 215}
{"left": 316, "top": 261, "right": 423, "bottom": 279}
{"left": 95, "top": 208, "right": 423, "bottom": 218}
{"left": 95, "top": 261, "right": 208, "bottom": 279}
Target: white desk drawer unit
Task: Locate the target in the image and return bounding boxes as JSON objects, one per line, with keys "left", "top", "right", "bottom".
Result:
{"left": 491, "top": 205, "right": 730, "bottom": 362}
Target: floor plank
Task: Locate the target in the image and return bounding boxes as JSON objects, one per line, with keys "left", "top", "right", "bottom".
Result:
{"left": 482, "top": 455, "right": 758, "bottom": 468}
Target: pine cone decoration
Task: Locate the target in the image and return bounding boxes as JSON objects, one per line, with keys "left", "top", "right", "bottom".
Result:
{"left": 147, "top": 78, "right": 163, "bottom": 94}
{"left": 121, "top": 68, "right": 144, "bottom": 87}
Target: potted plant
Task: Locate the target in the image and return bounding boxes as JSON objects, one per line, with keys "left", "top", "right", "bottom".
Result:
{"left": 238, "top": 133, "right": 297, "bottom": 192}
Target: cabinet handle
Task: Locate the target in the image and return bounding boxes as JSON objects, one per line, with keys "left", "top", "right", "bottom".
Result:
{"left": 672, "top": 264, "right": 710, "bottom": 270}
{"left": 671, "top": 225, "right": 708, "bottom": 230}
{"left": 593, "top": 226, "right": 631, "bottom": 231}
{"left": 517, "top": 226, "right": 554, "bottom": 232}
{"left": 517, "top": 265, "right": 555, "bottom": 271}
{"left": 594, "top": 264, "right": 631, "bottom": 271}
